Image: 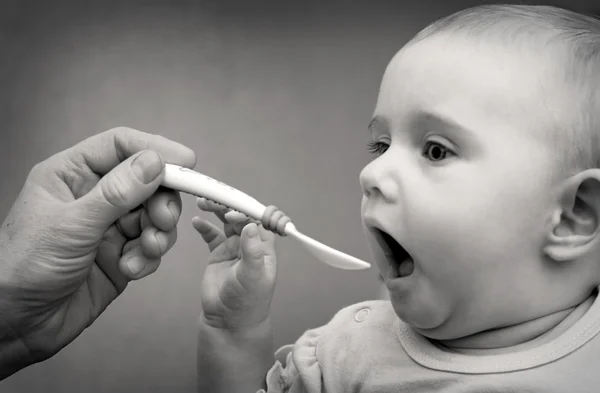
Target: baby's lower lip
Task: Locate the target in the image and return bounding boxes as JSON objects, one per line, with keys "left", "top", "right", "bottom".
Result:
{"left": 385, "top": 273, "right": 416, "bottom": 293}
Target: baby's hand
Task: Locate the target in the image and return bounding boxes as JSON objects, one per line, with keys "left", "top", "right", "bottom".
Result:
{"left": 193, "top": 198, "right": 277, "bottom": 331}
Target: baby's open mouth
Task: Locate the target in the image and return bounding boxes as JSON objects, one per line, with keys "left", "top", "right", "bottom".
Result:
{"left": 372, "top": 228, "right": 415, "bottom": 278}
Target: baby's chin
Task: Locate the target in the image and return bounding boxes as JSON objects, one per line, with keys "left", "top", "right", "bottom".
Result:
{"left": 388, "top": 293, "right": 450, "bottom": 333}
{"left": 404, "top": 319, "right": 477, "bottom": 343}
{"left": 395, "top": 307, "right": 498, "bottom": 345}
{"left": 387, "top": 292, "right": 478, "bottom": 341}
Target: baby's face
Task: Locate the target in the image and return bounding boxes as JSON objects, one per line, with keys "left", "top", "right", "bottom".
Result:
{"left": 360, "top": 34, "right": 564, "bottom": 340}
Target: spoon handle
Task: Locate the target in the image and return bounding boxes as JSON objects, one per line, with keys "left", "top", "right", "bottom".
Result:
{"left": 162, "top": 164, "right": 370, "bottom": 270}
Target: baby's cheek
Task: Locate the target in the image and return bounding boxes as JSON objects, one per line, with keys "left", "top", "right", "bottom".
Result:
{"left": 404, "top": 196, "right": 500, "bottom": 281}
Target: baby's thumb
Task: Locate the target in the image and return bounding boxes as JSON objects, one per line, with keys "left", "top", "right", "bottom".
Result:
{"left": 239, "top": 223, "right": 272, "bottom": 279}
{"left": 76, "top": 150, "right": 165, "bottom": 228}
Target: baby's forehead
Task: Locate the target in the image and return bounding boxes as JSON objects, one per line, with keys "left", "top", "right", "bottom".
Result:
{"left": 373, "top": 34, "right": 570, "bottom": 149}
{"left": 376, "top": 5, "right": 600, "bottom": 174}
{"left": 388, "top": 31, "right": 558, "bottom": 75}
{"left": 379, "top": 36, "right": 552, "bottom": 109}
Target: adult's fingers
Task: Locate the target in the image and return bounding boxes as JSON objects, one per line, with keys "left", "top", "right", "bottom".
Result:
{"left": 116, "top": 207, "right": 144, "bottom": 239}
{"left": 95, "top": 225, "right": 130, "bottom": 294}
{"left": 118, "top": 238, "right": 161, "bottom": 280}
{"left": 140, "top": 226, "right": 178, "bottom": 259}
{"left": 146, "top": 187, "right": 182, "bottom": 232}
{"left": 62, "top": 127, "right": 196, "bottom": 176}
{"left": 74, "top": 150, "right": 166, "bottom": 228}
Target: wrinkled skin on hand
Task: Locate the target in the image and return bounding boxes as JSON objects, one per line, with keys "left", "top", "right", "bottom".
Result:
{"left": 0, "top": 127, "right": 196, "bottom": 369}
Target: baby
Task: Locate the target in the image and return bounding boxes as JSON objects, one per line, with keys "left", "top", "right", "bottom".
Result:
{"left": 193, "top": 4, "right": 600, "bottom": 392}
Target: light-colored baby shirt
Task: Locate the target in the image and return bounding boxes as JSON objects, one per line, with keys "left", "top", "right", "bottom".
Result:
{"left": 258, "top": 291, "right": 600, "bottom": 392}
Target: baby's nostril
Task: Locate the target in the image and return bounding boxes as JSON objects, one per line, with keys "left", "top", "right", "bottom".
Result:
{"left": 359, "top": 167, "right": 379, "bottom": 197}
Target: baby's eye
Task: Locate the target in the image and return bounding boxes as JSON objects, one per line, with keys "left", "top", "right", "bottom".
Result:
{"left": 423, "top": 141, "right": 453, "bottom": 161}
{"left": 366, "top": 140, "right": 389, "bottom": 157}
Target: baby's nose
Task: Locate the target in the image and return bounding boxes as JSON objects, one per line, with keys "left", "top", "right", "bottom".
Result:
{"left": 360, "top": 160, "right": 385, "bottom": 199}
{"left": 359, "top": 156, "right": 399, "bottom": 202}
{"left": 359, "top": 164, "right": 378, "bottom": 198}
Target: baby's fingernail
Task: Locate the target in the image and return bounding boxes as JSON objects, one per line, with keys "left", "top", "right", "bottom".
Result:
{"left": 247, "top": 224, "right": 258, "bottom": 238}
{"left": 127, "top": 257, "right": 145, "bottom": 275}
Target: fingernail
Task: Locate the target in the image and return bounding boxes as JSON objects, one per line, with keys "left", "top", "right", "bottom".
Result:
{"left": 155, "top": 232, "right": 165, "bottom": 251}
{"left": 131, "top": 150, "right": 163, "bottom": 184}
{"left": 167, "top": 201, "right": 179, "bottom": 221}
{"left": 127, "top": 257, "right": 145, "bottom": 275}
{"left": 247, "top": 224, "right": 258, "bottom": 238}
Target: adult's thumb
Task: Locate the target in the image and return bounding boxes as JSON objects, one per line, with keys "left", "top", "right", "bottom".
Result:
{"left": 76, "top": 150, "right": 165, "bottom": 228}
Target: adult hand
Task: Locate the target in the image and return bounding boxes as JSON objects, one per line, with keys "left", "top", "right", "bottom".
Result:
{"left": 0, "top": 127, "right": 196, "bottom": 378}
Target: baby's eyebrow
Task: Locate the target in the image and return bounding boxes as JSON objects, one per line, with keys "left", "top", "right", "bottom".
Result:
{"left": 415, "top": 110, "right": 472, "bottom": 137}
{"left": 368, "top": 115, "right": 389, "bottom": 136}
{"left": 369, "top": 111, "right": 473, "bottom": 144}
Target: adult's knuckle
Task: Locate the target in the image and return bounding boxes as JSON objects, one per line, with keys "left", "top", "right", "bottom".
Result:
{"left": 145, "top": 260, "right": 161, "bottom": 275}
{"left": 106, "top": 126, "right": 137, "bottom": 137}
{"left": 29, "top": 159, "right": 51, "bottom": 179}
{"left": 111, "top": 127, "right": 154, "bottom": 160}
{"left": 168, "top": 229, "right": 178, "bottom": 247}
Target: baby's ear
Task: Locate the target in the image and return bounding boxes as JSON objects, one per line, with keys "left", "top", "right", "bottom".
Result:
{"left": 544, "top": 169, "right": 600, "bottom": 261}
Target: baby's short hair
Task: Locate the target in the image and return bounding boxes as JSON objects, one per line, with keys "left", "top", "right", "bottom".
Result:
{"left": 408, "top": 4, "right": 600, "bottom": 175}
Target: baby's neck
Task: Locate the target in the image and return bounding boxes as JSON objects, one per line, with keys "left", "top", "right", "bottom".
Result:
{"left": 437, "top": 294, "right": 595, "bottom": 354}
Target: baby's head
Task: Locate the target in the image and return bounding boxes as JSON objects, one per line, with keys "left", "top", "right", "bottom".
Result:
{"left": 360, "top": 4, "right": 600, "bottom": 345}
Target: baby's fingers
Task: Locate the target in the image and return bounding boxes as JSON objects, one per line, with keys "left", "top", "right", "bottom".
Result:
{"left": 238, "top": 223, "right": 277, "bottom": 277}
{"left": 224, "top": 210, "right": 261, "bottom": 235}
{"left": 238, "top": 223, "right": 269, "bottom": 279}
{"left": 196, "top": 197, "right": 229, "bottom": 215}
{"left": 196, "top": 197, "right": 240, "bottom": 236}
{"left": 192, "top": 217, "right": 227, "bottom": 252}
{"left": 224, "top": 210, "right": 251, "bottom": 224}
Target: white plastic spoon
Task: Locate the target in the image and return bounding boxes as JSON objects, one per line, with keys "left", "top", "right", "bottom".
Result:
{"left": 161, "top": 164, "right": 371, "bottom": 270}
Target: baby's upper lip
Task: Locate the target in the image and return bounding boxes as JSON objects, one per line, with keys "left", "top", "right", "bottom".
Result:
{"left": 363, "top": 216, "right": 393, "bottom": 243}
{"left": 371, "top": 227, "right": 397, "bottom": 258}
{"left": 362, "top": 214, "right": 382, "bottom": 232}
{"left": 364, "top": 219, "right": 394, "bottom": 254}
{"left": 363, "top": 216, "right": 387, "bottom": 240}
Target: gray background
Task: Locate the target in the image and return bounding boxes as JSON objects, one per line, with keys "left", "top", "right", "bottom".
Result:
{"left": 0, "top": 0, "right": 597, "bottom": 392}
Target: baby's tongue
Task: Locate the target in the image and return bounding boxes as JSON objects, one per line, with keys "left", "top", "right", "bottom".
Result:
{"left": 398, "top": 259, "right": 414, "bottom": 277}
